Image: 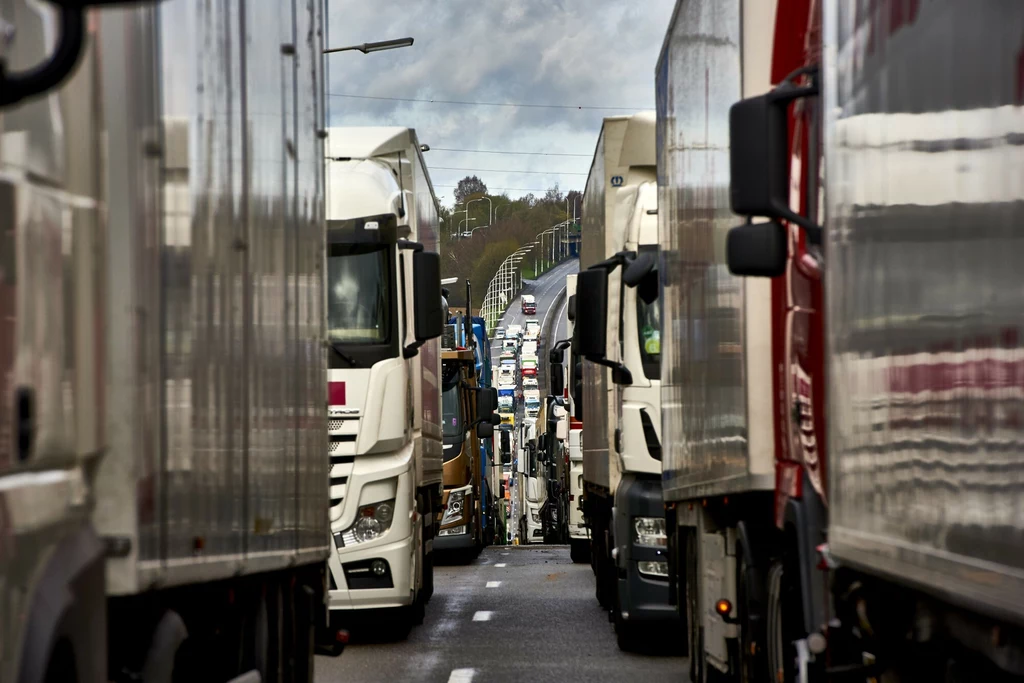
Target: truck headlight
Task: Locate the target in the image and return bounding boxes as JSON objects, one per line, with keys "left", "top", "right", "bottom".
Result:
{"left": 530, "top": 509, "right": 540, "bottom": 523}
{"left": 337, "top": 499, "right": 396, "bottom": 547}
{"left": 633, "top": 516, "right": 667, "bottom": 548}
{"left": 442, "top": 490, "right": 467, "bottom": 526}
{"left": 638, "top": 561, "right": 669, "bottom": 577}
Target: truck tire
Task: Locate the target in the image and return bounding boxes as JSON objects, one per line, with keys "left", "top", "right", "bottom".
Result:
{"left": 569, "top": 539, "right": 590, "bottom": 564}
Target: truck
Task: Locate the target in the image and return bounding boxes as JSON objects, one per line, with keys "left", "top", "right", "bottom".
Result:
{"left": 498, "top": 387, "right": 516, "bottom": 412}
{"left": 0, "top": 1, "right": 333, "bottom": 680}
{"left": 561, "top": 274, "right": 589, "bottom": 563}
{"left": 506, "top": 324, "right": 523, "bottom": 343}
{"left": 523, "top": 390, "right": 542, "bottom": 419}
{"left": 659, "top": 1, "right": 1024, "bottom": 681}
{"left": 438, "top": 348, "right": 498, "bottom": 557}
{"left": 513, "top": 420, "right": 548, "bottom": 544}
{"left": 470, "top": 315, "right": 501, "bottom": 548}
{"left": 521, "top": 355, "right": 539, "bottom": 378}
{"left": 573, "top": 110, "right": 678, "bottom": 652}
{"left": 521, "top": 294, "right": 536, "bottom": 315}
{"left": 324, "top": 126, "right": 446, "bottom": 630}
{"left": 524, "top": 319, "right": 541, "bottom": 342}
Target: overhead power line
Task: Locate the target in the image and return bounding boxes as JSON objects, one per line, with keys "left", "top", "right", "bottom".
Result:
{"left": 329, "top": 93, "right": 642, "bottom": 111}
{"left": 435, "top": 185, "right": 578, "bottom": 193}
{"left": 431, "top": 147, "right": 591, "bottom": 157}
{"left": 431, "top": 166, "right": 587, "bottom": 176}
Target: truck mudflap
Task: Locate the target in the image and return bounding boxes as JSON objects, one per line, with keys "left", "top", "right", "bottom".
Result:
{"left": 781, "top": 470, "right": 829, "bottom": 640}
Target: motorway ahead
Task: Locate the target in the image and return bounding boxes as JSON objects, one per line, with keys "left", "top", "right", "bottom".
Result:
{"left": 314, "top": 546, "right": 685, "bottom": 683}
{"left": 490, "top": 257, "right": 579, "bottom": 392}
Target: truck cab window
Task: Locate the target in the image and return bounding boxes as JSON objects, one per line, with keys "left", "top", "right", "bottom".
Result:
{"left": 442, "top": 380, "right": 465, "bottom": 462}
{"left": 636, "top": 291, "right": 661, "bottom": 381}
{"left": 327, "top": 242, "right": 392, "bottom": 344}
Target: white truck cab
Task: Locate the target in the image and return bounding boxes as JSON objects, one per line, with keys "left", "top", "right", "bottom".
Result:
{"left": 324, "top": 127, "right": 445, "bottom": 627}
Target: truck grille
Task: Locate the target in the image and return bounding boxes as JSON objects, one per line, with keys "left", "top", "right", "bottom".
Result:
{"left": 329, "top": 417, "right": 359, "bottom": 511}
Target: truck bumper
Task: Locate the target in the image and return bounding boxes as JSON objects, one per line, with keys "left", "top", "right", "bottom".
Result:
{"left": 615, "top": 474, "right": 679, "bottom": 624}
{"left": 327, "top": 531, "right": 414, "bottom": 611}
{"left": 434, "top": 525, "right": 475, "bottom": 551}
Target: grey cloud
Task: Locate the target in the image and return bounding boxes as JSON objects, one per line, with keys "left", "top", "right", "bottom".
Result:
{"left": 326, "top": 0, "right": 674, "bottom": 203}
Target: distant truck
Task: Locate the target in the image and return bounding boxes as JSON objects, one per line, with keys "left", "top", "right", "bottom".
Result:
{"left": 438, "top": 347, "right": 499, "bottom": 556}
{"left": 523, "top": 390, "right": 542, "bottom": 419}
{"left": 514, "top": 421, "right": 547, "bottom": 544}
{"left": 521, "top": 355, "right": 539, "bottom": 378}
{"left": 524, "top": 319, "right": 541, "bottom": 342}
{"left": 562, "top": 274, "right": 589, "bottom": 563}
{"left": 521, "top": 294, "right": 537, "bottom": 314}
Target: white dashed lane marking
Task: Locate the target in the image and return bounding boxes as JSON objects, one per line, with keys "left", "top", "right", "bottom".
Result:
{"left": 473, "top": 611, "right": 493, "bottom": 621}
{"left": 495, "top": 563, "right": 507, "bottom": 568}
{"left": 486, "top": 581, "right": 501, "bottom": 588}
{"left": 448, "top": 669, "right": 475, "bottom": 683}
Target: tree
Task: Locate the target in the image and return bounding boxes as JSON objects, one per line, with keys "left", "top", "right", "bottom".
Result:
{"left": 454, "top": 175, "right": 488, "bottom": 205}
{"left": 543, "top": 184, "right": 564, "bottom": 204}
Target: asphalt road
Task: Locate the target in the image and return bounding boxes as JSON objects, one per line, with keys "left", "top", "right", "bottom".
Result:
{"left": 314, "top": 545, "right": 686, "bottom": 683}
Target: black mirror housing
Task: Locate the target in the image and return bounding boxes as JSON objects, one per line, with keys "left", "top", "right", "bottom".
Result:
{"left": 477, "top": 421, "right": 494, "bottom": 439}
{"left": 727, "top": 221, "right": 787, "bottom": 278}
{"left": 729, "top": 94, "right": 789, "bottom": 219}
{"left": 476, "top": 387, "right": 498, "bottom": 417}
{"left": 490, "top": 413, "right": 501, "bottom": 425}
{"left": 549, "top": 363, "right": 564, "bottom": 397}
{"left": 572, "top": 268, "right": 608, "bottom": 362}
{"left": 407, "top": 252, "right": 443, "bottom": 358}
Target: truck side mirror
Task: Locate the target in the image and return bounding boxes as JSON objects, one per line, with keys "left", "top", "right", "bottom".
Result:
{"left": 727, "top": 69, "right": 821, "bottom": 278}
{"left": 572, "top": 268, "right": 608, "bottom": 362}
{"left": 729, "top": 93, "right": 789, "bottom": 220}
{"left": 549, "top": 364, "right": 564, "bottom": 397}
{"left": 477, "top": 420, "right": 494, "bottom": 439}
{"left": 566, "top": 294, "right": 576, "bottom": 323}
{"left": 405, "top": 251, "right": 443, "bottom": 358}
{"left": 477, "top": 387, "right": 497, "bottom": 416}
{"left": 500, "top": 430, "right": 511, "bottom": 464}
{"left": 727, "top": 220, "right": 787, "bottom": 277}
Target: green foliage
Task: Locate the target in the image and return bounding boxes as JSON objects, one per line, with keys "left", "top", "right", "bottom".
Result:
{"left": 440, "top": 178, "right": 577, "bottom": 311}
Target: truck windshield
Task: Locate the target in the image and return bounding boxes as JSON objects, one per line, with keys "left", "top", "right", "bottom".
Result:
{"left": 327, "top": 243, "right": 391, "bottom": 344}
{"left": 442, "top": 382, "right": 464, "bottom": 440}
{"left": 636, "top": 289, "right": 661, "bottom": 380}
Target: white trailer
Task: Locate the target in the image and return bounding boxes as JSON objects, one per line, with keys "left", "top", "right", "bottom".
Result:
{"left": 0, "top": 1, "right": 331, "bottom": 680}
{"left": 323, "top": 127, "right": 444, "bottom": 628}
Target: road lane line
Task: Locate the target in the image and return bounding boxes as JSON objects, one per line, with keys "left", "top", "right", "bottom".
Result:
{"left": 495, "top": 563, "right": 507, "bottom": 567}
{"left": 486, "top": 581, "right": 501, "bottom": 588}
{"left": 472, "top": 611, "right": 493, "bottom": 621}
{"left": 448, "top": 669, "right": 475, "bottom": 683}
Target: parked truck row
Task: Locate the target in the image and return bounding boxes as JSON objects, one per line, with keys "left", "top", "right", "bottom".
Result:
{"left": 565, "top": 0, "right": 1024, "bottom": 680}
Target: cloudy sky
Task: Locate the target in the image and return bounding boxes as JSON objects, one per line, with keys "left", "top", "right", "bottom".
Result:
{"left": 325, "top": 1, "right": 676, "bottom": 207}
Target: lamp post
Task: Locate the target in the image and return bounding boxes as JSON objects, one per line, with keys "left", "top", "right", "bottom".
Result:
{"left": 458, "top": 217, "right": 478, "bottom": 236}
{"left": 468, "top": 196, "right": 492, "bottom": 228}
{"left": 495, "top": 204, "right": 515, "bottom": 222}
{"left": 323, "top": 37, "right": 414, "bottom": 54}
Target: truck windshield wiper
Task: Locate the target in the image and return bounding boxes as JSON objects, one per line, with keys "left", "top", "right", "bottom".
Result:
{"left": 328, "top": 341, "right": 358, "bottom": 367}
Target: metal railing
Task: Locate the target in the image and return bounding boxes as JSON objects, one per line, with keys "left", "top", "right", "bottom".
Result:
{"left": 478, "top": 220, "right": 578, "bottom": 334}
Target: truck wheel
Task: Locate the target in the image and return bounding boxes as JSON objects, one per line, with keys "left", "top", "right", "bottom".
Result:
{"left": 569, "top": 539, "right": 590, "bottom": 564}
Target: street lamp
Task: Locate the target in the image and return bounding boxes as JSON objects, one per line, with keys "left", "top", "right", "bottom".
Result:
{"left": 468, "top": 196, "right": 493, "bottom": 227}
{"left": 458, "top": 217, "right": 478, "bottom": 236}
{"left": 324, "top": 37, "right": 414, "bottom": 55}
